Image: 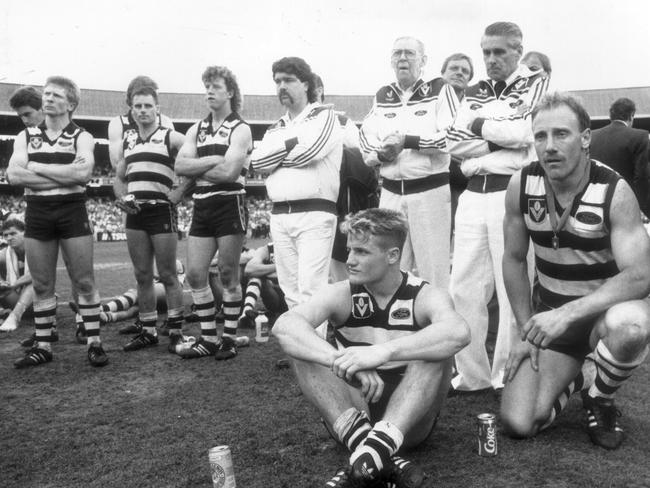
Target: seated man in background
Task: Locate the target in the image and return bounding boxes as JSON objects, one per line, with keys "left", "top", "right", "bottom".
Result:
{"left": 273, "top": 208, "right": 469, "bottom": 487}
{"left": 0, "top": 218, "right": 34, "bottom": 332}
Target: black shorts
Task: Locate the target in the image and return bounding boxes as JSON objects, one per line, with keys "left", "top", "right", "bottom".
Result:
{"left": 189, "top": 194, "right": 246, "bottom": 238}
{"left": 534, "top": 301, "right": 595, "bottom": 359}
{"left": 125, "top": 203, "right": 177, "bottom": 235}
{"left": 331, "top": 218, "right": 348, "bottom": 262}
{"left": 25, "top": 199, "right": 92, "bottom": 240}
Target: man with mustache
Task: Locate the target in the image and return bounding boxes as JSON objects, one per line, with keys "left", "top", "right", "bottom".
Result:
{"left": 251, "top": 57, "right": 342, "bottom": 311}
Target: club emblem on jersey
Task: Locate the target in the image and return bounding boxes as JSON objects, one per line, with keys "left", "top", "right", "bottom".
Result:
{"left": 470, "top": 104, "right": 482, "bottom": 110}
{"left": 30, "top": 136, "right": 42, "bottom": 150}
{"left": 198, "top": 129, "right": 207, "bottom": 143}
{"left": 419, "top": 83, "right": 430, "bottom": 96}
{"left": 57, "top": 139, "right": 72, "bottom": 147}
{"left": 352, "top": 293, "right": 373, "bottom": 319}
{"left": 528, "top": 198, "right": 547, "bottom": 223}
{"left": 575, "top": 210, "right": 602, "bottom": 225}
{"left": 151, "top": 137, "right": 163, "bottom": 145}
{"left": 384, "top": 113, "right": 396, "bottom": 119}
{"left": 218, "top": 129, "right": 229, "bottom": 139}
{"left": 509, "top": 99, "right": 524, "bottom": 109}
{"left": 414, "top": 110, "right": 427, "bottom": 116}
{"left": 391, "top": 307, "right": 411, "bottom": 320}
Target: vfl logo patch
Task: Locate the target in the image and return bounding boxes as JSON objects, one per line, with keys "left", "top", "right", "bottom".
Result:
{"left": 575, "top": 211, "right": 602, "bottom": 225}
{"left": 30, "top": 136, "right": 42, "bottom": 150}
{"left": 352, "top": 293, "right": 373, "bottom": 319}
{"left": 419, "top": 83, "right": 430, "bottom": 96}
{"left": 414, "top": 110, "right": 427, "bottom": 116}
{"left": 384, "top": 112, "right": 397, "bottom": 119}
{"left": 528, "top": 198, "right": 547, "bottom": 223}
{"left": 198, "top": 129, "right": 207, "bottom": 143}
{"left": 478, "top": 88, "right": 488, "bottom": 97}
{"left": 386, "top": 90, "right": 395, "bottom": 101}
{"left": 391, "top": 307, "right": 410, "bottom": 320}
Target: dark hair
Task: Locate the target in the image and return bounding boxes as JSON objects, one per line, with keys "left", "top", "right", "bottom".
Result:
{"left": 130, "top": 85, "right": 158, "bottom": 104}
{"left": 9, "top": 86, "right": 42, "bottom": 111}
{"left": 2, "top": 218, "right": 25, "bottom": 232}
{"left": 522, "top": 51, "right": 552, "bottom": 76}
{"left": 441, "top": 53, "right": 474, "bottom": 80}
{"left": 126, "top": 76, "right": 159, "bottom": 107}
{"left": 532, "top": 92, "right": 591, "bottom": 132}
{"left": 341, "top": 208, "right": 408, "bottom": 252}
{"left": 484, "top": 22, "right": 523, "bottom": 49}
{"left": 313, "top": 73, "right": 324, "bottom": 102}
{"left": 609, "top": 98, "right": 636, "bottom": 122}
{"left": 202, "top": 66, "right": 243, "bottom": 113}
{"left": 271, "top": 57, "right": 317, "bottom": 103}
{"left": 45, "top": 76, "right": 80, "bottom": 113}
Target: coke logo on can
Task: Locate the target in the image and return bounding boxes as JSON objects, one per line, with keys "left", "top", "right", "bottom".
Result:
{"left": 477, "top": 413, "right": 497, "bottom": 456}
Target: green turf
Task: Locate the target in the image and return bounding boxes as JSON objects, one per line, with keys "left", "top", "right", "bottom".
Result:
{"left": 0, "top": 241, "right": 649, "bottom": 487}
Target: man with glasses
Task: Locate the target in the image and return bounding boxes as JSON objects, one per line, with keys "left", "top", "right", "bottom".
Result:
{"left": 360, "top": 37, "right": 455, "bottom": 289}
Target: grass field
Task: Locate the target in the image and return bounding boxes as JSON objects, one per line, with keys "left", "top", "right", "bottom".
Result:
{"left": 1, "top": 240, "right": 649, "bottom": 488}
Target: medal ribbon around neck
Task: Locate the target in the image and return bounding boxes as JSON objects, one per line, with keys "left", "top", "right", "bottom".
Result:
{"left": 542, "top": 163, "right": 591, "bottom": 250}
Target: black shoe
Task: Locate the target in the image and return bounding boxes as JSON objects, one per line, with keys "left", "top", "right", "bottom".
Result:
{"left": 119, "top": 319, "right": 143, "bottom": 335}
{"left": 14, "top": 347, "right": 53, "bottom": 369}
{"left": 123, "top": 331, "right": 158, "bottom": 352}
{"left": 75, "top": 322, "right": 87, "bottom": 344}
{"left": 20, "top": 330, "right": 59, "bottom": 348}
{"left": 324, "top": 467, "right": 362, "bottom": 488}
{"left": 178, "top": 337, "right": 219, "bottom": 358}
{"left": 238, "top": 309, "right": 257, "bottom": 329}
{"left": 215, "top": 336, "right": 237, "bottom": 361}
{"left": 87, "top": 344, "right": 109, "bottom": 367}
{"left": 581, "top": 390, "right": 624, "bottom": 450}
{"left": 383, "top": 456, "right": 425, "bottom": 488}
{"left": 167, "top": 333, "right": 187, "bottom": 354}
{"left": 350, "top": 452, "right": 382, "bottom": 485}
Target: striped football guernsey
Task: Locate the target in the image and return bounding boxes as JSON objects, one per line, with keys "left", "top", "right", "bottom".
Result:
{"left": 520, "top": 160, "right": 621, "bottom": 308}
{"left": 333, "top": 272, "right": 426, "bottom": 370}
{"left": 193, "top": 112, "right": 250, "bottom": 199}
{"left": 24, "top": 122, "right": 86, "bottom": 201}
{"left": 123, "top": 126, "right": 175, "bottom": 201}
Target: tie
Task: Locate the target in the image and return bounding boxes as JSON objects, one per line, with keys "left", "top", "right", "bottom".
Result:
{"left": 494, "top": 80, "right": 506, "bottom": 98}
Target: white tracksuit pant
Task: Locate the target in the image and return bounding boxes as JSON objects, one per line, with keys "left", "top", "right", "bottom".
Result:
{"left": 380, "top": 185, "right": 451, "bottom": 290}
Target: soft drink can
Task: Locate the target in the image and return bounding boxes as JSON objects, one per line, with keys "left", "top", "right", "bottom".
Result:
{"left": 477, "top": 413, "right": 497, "bottom": 456}
{"left": 208, "top": 445, "right": 236, "bottom": 488}
{"left": 255, "top": 313, "right": 269, "bottom": 343}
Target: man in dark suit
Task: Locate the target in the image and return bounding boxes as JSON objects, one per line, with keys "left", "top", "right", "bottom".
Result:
{"left": 590, "top": 98, "right": 650, "bottom": 215}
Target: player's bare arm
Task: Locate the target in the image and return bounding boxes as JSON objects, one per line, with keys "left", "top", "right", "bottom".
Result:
{"left": 6, "top": 132, "right": 59, "bottom": 190}
{"left": 332, "top": 285, "right": 469, "bottom": 381}
{"left": 174, "top": 123, "right": 220, "bottom": 177}
{"left": 27, "top": 131, "right": 95, "bottom": 185}
{"left": 166, "top": 130, "right": 193, "bottom": 204}
{"left": 244, "top": 247, "right": 276, "bottom": 278}
{"left": 201, "top": 124, "right": 252, "bottom": 182}
{"left": 107, "top": 116, "right": 123, "bottom": 170}
{"left": 272, "top": 281, "right": 350, "bottom": 366}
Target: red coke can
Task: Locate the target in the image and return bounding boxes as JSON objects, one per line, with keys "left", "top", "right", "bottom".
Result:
{"left": 477, "top": 413, "right": 498, "bottom": 456}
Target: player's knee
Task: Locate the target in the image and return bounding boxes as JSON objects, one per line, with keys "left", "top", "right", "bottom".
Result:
{"left": 605, "top": 301, "right": 650, "bottom": 350}
{"left": 157, "top": 269, "right": 179, "bottom": 288}
{"left": 218, "top": 264, "right": 238, "bottom": 288}
{"left": 500, "top": 408, "right": 538, "bottom": 439}
{"left": 72, "top": 277, "right": 95, "bottom": 296}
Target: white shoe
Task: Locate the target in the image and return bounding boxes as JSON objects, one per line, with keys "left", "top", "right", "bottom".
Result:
{"left": 0, "top": 313, "right": 19, "bottom": 332}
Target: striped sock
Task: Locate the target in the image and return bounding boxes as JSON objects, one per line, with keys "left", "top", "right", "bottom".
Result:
{"left": 139, "top": 310, "right": 158, "bottom": 336}
{"left": 78, "top": 293, "right": 101, "bottom": 345}
{"left": 541, "top": 357, "right": 596, "bottom": 431}
{"left": 191, "top": 286, "right": 217, "bottom": 343}
{"left": 588, "top": 341, "right": 648, "bottom": 401}
{"left": 222, "top": 287, "right": 242, "bottom": 338}
{"left": 102, "top": 289, "right": 137, "bottom": 312}
{"left": 166, "top": 307, "right": 184, "bottom": 335}
{"left": 242, "top": 279, "right": 261, "bottom": 315}
{"left": 350, "top": 420, "right": 404, "bottom": 473}
{"left": 333, "top": 408, "right": 372, "bottom": 453}
{"left": 34, "top": 296, "right": 57, "bottom": 350}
